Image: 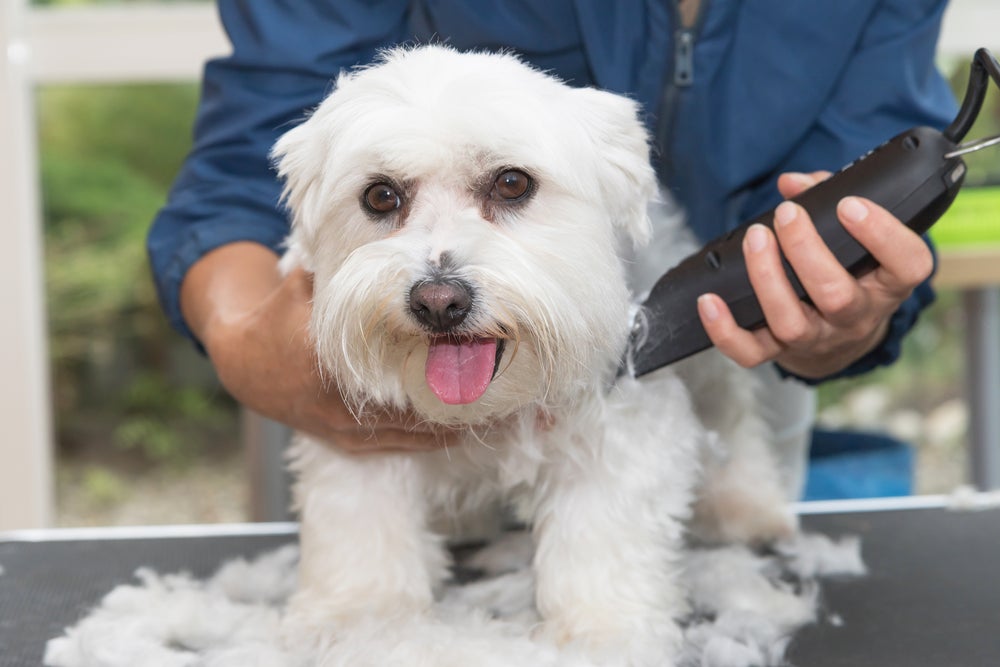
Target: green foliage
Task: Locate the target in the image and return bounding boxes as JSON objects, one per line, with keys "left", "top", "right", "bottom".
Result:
{"left": 931, "top": 186, "right": 1000, "bottom": 248}
{"left": 79, "top": 465, "right": 129, "bottom": 507}
{"left": 42, "top": 148, "right": 163, "bottom": 365}
{"left": 114, "top": 372, "right": 231, "bottom": 465}
{"left": 40, "top": 82, "right": 236, "bottom": 467}
{"left": 39, "top": 83, "right": 194, "bottom": 363}
{"left": 38, "top": 83, "right": 200, "bottom": 187}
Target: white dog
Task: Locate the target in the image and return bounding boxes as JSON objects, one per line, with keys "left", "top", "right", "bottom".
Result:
{"left": 273, "top": 46, "right": 797, "bottom": 666}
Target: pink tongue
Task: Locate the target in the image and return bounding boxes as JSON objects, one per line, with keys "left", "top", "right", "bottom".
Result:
{"left": 425, "top": 337, "right": 498, "bottom": 405}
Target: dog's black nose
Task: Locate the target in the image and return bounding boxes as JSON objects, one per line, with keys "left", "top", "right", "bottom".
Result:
{"left": 409, "top": 279, "right": 473, "bottom": 332}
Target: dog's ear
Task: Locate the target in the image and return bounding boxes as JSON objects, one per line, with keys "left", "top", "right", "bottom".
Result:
{"left": 570, "top": 87, "right": 656, "bottom": 247}
{"left": 271, "top": 113, "right": 327, "bottom": 246}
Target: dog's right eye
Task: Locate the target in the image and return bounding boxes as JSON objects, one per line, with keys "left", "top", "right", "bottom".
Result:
{"left": 363, "top": 183, "right": 402, "bottom": 214}
{"left": 491, "top": 170, "right": 532, "bottom": 201}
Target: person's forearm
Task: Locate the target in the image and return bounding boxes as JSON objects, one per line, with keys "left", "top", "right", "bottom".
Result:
{"left": 180, "top": 242, "right": 284, "bottom": 348}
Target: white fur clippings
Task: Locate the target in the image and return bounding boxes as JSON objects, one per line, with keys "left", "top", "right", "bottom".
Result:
{"left": 948, "top": 485, "right": 1000, "bottom": 512}
{"left": 44, "top": 533, "right": 865, "bottom": 667}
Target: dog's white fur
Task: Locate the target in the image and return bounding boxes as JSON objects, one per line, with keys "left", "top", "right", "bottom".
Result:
{"left": 273, "top": 46, "right": 797, "bottom": 666}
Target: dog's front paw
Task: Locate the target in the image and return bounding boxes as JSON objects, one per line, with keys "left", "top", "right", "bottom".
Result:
{"left": 279, "top": 598, "right": 327, "bottom": 654}
{"left": 691, "top": 469, "right": 799, "bottom": 545}
{"left": 533, "top": 614, "right": 682, "bottom": 667}
{"left": 280, "top": 589, "right": 430, "bottom": 654}
{"left": 279, "top": 591, "right": 348, "bottom": 653}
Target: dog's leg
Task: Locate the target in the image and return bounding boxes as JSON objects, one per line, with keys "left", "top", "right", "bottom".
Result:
{"left": 281, "top": 436, "right": 449, "bottom": 646}
{"left": 677, "top": 352, "right": 799, "bottom": 545}
{"left": 530, "top": 374, "right": 699, "bottom": 666}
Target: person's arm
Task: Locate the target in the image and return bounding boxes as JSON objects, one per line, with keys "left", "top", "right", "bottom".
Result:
{"left": 703, "top": 0, "right": 955, "bottom": 381}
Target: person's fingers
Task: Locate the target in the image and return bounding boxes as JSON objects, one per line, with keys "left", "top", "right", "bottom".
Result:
{"left": 837, "top": 197, "right": 934, "bottom": 296}
{"left": 309, "top": 383, "right": 441, "bottom": 434}
{"left": 776, "top": 171, "right": 832, "bottom": 199}
{"left": 296, "top": 402, "right": 457, "bottom": 452}
{"left": 697, "top": 293, "right": 784, "bottom": 368}
{"left": 335, "top": 427, "right": 455, "bottom": 454}
{"left": 742, "top": 221, "right": 824, "bottom": 346}
{"left": 769, "top": 202, "right": 865, "bottom": 327}
{"left": 366, "top": 405, "right": 442, "bottom": 434}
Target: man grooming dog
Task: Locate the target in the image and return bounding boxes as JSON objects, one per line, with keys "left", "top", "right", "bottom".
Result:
{"left": 147, "top": 2, "right": 956, "bottom": 664}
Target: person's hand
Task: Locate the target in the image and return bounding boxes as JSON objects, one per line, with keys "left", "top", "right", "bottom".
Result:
{"left": 696, "top": 171, "right": 934, "bottom": 380}
{"left": 182, "top": 243, "right": 454, "bottom": 453}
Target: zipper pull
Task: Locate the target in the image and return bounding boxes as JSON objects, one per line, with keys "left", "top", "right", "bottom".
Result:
{"left": 674, "top": 29, "right": 694, "bottom": 87}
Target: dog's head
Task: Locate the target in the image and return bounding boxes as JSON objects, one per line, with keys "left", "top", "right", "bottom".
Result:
{"left": 274, "top": 45, "right": 656, "bottom": 424}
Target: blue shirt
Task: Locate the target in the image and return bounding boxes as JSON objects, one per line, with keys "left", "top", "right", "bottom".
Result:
{"left": 148, "top": 0, "right": 956, "bottom": 382}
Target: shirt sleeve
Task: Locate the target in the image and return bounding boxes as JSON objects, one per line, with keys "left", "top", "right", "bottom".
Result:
{"left": 754, "top": 0, "right": 957, "bottom": 383}
{"left": 146, "top": 0, "right": 410, "bottom": 346}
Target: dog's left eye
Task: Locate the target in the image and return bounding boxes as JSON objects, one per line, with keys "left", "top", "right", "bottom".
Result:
{"left": 491, "top": 170, "right": 532, "bottom": 201}
{"left": 363, "top": 183, "right": 402, "bottom": 214}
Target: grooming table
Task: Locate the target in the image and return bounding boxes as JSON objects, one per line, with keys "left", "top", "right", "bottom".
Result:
{"left": 1, "top": 498, "right": 998, "bottom": 667}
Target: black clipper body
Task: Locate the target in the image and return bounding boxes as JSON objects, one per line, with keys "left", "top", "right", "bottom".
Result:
{"left": 627, "top": 48, "right": 1000, "bottom": 378}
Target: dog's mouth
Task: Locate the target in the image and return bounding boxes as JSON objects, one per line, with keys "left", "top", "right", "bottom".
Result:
{"left": 425, "top": 336, "right": 506, "bottom": 405}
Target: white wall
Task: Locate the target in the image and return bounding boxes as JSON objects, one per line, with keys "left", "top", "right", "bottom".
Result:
{"left": 941, "top": 0, "right": 1000, "bottom": 55}
{"left": 1, "top": 0, "right": 52, "bottom": 530}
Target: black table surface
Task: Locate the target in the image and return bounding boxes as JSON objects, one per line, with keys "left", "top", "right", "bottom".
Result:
{"left": 1, "top": 505, "right": 998, "bottom": 667}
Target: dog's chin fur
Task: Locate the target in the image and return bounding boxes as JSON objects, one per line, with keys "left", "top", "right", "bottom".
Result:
{"left": 273, "top": 45, "right": 799, "bottom": 665}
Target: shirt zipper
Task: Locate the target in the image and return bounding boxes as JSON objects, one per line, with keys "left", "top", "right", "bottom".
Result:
{"left": 674, "top": 27, "right": 695, "bottom": 87}
{"left": 656, "top": 0, "right": 708, "bottom": 184}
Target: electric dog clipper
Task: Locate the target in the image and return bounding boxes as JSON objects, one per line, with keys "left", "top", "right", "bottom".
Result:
{"left": 627, "top": 47, "right": 1000, "bottom": 378}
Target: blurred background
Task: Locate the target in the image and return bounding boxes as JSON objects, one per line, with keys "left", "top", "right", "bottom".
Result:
{"left": 3, "top": 0, "right": 999, "bottom": 528}
{"left": 31, "top": 1, "right": 241, "bottom": 526}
